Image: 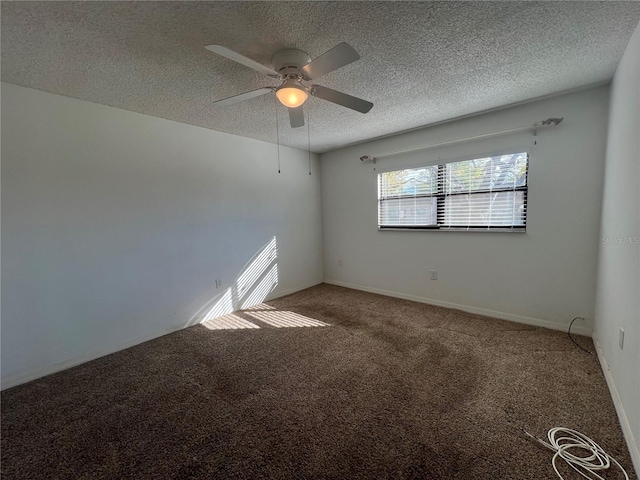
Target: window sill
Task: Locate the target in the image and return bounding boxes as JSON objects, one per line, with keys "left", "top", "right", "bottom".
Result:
{"left": 378, "top": 227, "right": 527, "bottom": 233}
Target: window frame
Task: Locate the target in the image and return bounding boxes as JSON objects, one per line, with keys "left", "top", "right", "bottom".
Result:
{"left": 377, "top": 148, "right": 530, "bottom": 232}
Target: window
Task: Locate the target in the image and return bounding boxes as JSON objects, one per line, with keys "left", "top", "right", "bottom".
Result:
{"left": 378, "top": 152, "right": 528, "bottom": 231}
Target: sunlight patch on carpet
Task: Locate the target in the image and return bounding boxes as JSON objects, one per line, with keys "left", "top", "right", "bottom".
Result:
{"left": 201, "top": 314, "right": 260, "bottom": 330}
{"left": 246, "top": 310, "right": 330, "bottom": 328}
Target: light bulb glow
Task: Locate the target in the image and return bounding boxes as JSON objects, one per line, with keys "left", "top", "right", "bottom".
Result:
{"left": 276, "top": 86, "right": 308, "bottom": 108}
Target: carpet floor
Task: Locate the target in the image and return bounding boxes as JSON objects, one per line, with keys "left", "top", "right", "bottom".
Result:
{"left": 1, "top": 284, "right": 636, "bottom": 479}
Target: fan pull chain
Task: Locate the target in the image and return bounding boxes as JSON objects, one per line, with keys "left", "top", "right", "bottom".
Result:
{"left": 274, "top": 95, "right": 281, "bottom": 174}
{"left": 307, "top": 100, "right": 312, "bottom": 175}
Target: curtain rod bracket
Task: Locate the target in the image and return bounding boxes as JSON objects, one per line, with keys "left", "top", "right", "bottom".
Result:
{"left": 360, "top": 155, "right": 376, "bottom": 164}
{"left": 542, "top": 117, "right": 564, "bottom": 126}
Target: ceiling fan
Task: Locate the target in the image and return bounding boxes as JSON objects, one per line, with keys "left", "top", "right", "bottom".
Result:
{"left": 205, "top": 42, "right": 374, "bottom": 128}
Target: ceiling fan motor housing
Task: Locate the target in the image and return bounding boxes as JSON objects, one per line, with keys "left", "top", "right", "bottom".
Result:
{"left": 272, "top": 49, "right": 311, "bottom": 76}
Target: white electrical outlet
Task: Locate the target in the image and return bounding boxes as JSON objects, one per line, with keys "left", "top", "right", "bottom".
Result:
{"left": 619, "top": 328, "right": 625, "bottom": 350}
{"left": 430, "top": 270, "right": 437, "bottom": 280}
{"left": 337, "top": 259, "right": 343, "bottom": 267}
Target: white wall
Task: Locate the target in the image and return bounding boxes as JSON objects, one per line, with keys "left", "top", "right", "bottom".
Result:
{"left": 321, "top": 86, "right": 609, "bottom": 334}
{"left": 594, "top": 21, "right": 640, "bottom": 472}
{"left": 1, "top": 83, "right": 323, "bottom": 389}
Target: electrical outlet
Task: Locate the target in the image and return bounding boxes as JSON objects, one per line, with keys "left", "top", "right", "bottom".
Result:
{"left": 337, "top": 259, "right": 343, "bottom": 267}
{"left": 430, "top": 270, "right": 437, "bottom": 280}
{"left": 215, "top": 279, "right": 222, "bottom": 289}
{"left": 619, "top": 328, "right": 625, "bottom": 350}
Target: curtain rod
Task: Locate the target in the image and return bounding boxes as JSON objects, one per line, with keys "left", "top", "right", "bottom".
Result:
{"left": 359, "top": 117, "right": 563, "bottom": 164}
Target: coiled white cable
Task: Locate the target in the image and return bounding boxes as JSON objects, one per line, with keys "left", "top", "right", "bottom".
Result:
{"left": 523, "top": 427, "right": 629, "bottom": 480}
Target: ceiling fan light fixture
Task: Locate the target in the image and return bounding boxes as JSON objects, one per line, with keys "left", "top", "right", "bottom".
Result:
{"left": 275, "top": 82, "right": 308, "bottom": 108}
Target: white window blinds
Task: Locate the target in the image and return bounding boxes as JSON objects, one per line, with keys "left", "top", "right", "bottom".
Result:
{"left": 378, "top": 152, "right": 528, "bottom": 231}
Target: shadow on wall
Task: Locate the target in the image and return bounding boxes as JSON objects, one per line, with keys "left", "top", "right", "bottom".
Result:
{"left": 187, "top": 237, "right": 329, "bottom": 330}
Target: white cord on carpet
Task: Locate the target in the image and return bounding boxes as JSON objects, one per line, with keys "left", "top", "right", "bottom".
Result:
{"left": 522, "top": 427, "right": 629, "bottom": 480}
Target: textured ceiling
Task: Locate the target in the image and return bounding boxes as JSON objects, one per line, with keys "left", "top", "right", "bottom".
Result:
{"left": 2, "top": 2, "right": 640, "bottom": 153}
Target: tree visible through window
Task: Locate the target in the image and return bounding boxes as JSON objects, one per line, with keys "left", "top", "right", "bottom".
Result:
{"left": 378, "top": 152, "right": 528, "bottom": 230}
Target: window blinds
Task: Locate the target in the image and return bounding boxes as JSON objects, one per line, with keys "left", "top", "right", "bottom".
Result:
{"left": 378, "top": 152, "right": 528, "bottom": 230}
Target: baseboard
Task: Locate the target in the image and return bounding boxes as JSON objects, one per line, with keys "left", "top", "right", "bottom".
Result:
{"left": 324, "top": 279, "right": 593, "bottom": 336}
{"left": 1, "top": 321, "right": 187, "bottom": 391}
{"left": 266, "top": 280, "right": 324, "bottom": 302}
{"left": 592, "top": 336, "right": 640, "bottom": 475}
{"left": 1, "top": 280, "right": 324, "bottom": 391}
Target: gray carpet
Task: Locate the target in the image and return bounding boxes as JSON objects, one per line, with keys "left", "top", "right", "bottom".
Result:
{"left": 1, "top": 284, "right": 636, "bottom": 479}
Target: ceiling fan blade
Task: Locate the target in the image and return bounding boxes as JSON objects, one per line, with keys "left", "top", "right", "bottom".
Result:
{"left": 205, "top": 45, "right": 280, "bottom": 77}
{"left": 288, "top": 106, "right": 305, "bottom": 128}
{"left": 300, "top": 43, "right": 360, "bottom": 80}
{"left": 214, "top": 87, "right": 273, "bottom": 106}
{"left": 311, "top": 85, "right": 373, "bottom": 113}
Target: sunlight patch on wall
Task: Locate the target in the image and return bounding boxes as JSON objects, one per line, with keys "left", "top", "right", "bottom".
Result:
{"left": 197, "top": 237, "right": 278, "bottom": 326}
{"left": 236, "top": 237, "right": 277, "bottom": 299}
{"left": 193, "top": 237, "right": 328, "bottom": 330}
{"left": 240, "top": 263, "right": 278, "bottom": 310}
{"left": 201, "top": 288, "right": 234, "bottom": 322}
{"left": 201, "top": 314, "right": 260, "bottom": 330}
{"left": 246, "top": 310, "right": 329, "bottom": 328}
